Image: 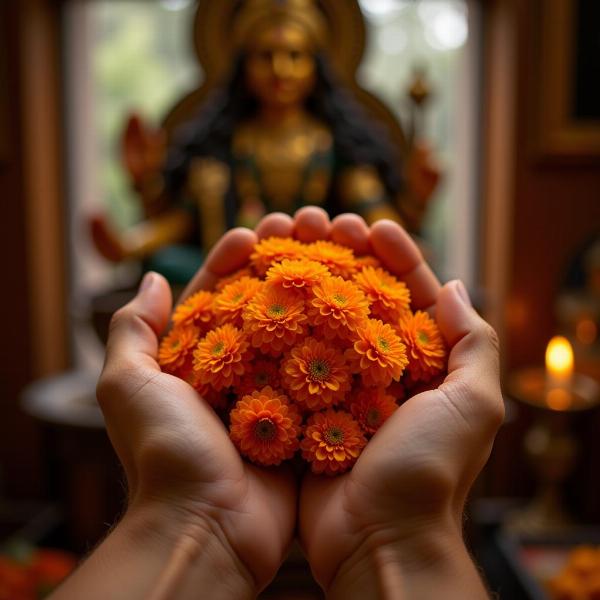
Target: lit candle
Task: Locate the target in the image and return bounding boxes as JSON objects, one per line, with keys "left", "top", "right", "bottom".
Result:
{"left": 545, "top": 336, "right": 574, "bottom": 410}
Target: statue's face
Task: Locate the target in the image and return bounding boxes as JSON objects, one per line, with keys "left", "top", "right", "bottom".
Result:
{"left": 244, "top": 21, "right": 317, "bottom": 109}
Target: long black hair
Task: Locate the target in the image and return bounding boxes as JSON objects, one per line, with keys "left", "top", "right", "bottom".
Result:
{"left": 164, "top": 53, "right": 403, "bottom": 205}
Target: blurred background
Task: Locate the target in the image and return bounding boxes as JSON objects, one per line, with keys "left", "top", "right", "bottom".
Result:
{"left": 1, "top": 0, "right": 599, "bottom": 597}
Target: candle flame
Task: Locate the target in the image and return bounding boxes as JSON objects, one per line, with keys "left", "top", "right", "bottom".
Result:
{"left": 545, "top": 336, "right": 574, "bottom": 377}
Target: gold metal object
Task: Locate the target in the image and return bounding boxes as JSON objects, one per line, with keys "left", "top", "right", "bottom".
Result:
{"left": 505, "top": 368, "right": 600, "bottom": 534}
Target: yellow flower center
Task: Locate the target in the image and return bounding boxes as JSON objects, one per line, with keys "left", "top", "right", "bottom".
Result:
{"left": 377, "top": 337, "right": 390, "bottom": 352}
{"left": 324, "top": 426, "right": 344, "bottom": 445}
{"left": 232, "top": 293, "right": 243, "bottom": 303}
{"left": 170, "top": 339, "right": 181, "bottom": 349}
{"left": 254, "top": 417, "right": 277, "bottom": 441}
{"left": 212, "top": 341, "right": 225, "bottom": 355}
{"left": 267, "top": 303, "right": 286, "bottom": 318}
{"left": 308, "top": 359, "right": 331, "bottom": 381}
{"left": 333, "top": 293, "right": 347, "bottom": 305}
{"left": 417, "top": 331, "right": 430, "bottom": 344}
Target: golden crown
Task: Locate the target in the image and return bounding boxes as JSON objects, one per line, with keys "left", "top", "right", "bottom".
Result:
{"left": 233, "top": 0, "right": 328, "bottom": 49}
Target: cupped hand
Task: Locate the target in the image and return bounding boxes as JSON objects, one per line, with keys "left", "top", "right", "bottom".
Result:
{"left": 295, "top": 210, "right": 504, "bottom": 595}
{"left": 96, "top": 225, "right": 296, "bottom": 594}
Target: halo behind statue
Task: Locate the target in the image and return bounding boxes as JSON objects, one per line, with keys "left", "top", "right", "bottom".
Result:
{"left": 163, "top": 0, "right": 408, "bottom": 156}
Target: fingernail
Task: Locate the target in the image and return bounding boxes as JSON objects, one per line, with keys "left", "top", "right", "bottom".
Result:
{"left": 455, "top": 280, "right": 472, "bottom": 307}
{"left": 139, "top": 272, "right": 155, "bottom": 293}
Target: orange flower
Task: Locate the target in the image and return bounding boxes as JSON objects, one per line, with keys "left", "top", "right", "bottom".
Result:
{"left": 250, "top": 236, "right": 305, "bottom": 276}
{"left": 214, "top": 276, "right": 262, "bottom": 327}
{"left": 242, "top": 285, "right": 307, "bottom": 354}
{"left": 353, "top": 266, "right": 411, "bottom": 322}
{"left": 281, "top": 337, "right": 351, "bottom": 410}
{"left": 349, "top": 387, "right": 398, "bottom": 434}
{"left": 192, "top": 323, "right": 251, "bottom": 390}
{"left": 266, "top": 258, "right": 330, "bottom": 293}
{"left": 309, "top": 276, "right": 370, "bottom": 339}
{"left": 397, "top": 311, "right": 446, "bottom": 382}
{"left": 215, "top": 267, "right": 255, "bottom": 291}
{"left": 235, "top": 359, "right": 282, "bottom": 397}
{"left": 355, "top": 255, "right": 382, "bottom": 270}
{"left": 229, "top": 387, "right": 302, "bottom": 466}
{"left": 349, "top": 319, "right": 408, "bottom": 386}
{"left": 158, "top": 324, "right": 200, "bottom": 376}
{"left": 304, "top": 240, "right": 357, "bottom": 278}
{"left": 172, "top": 290, "right": 214, "bottom": 329}
{"left": 300, "top": 409, "right": 366, "bottom": 475}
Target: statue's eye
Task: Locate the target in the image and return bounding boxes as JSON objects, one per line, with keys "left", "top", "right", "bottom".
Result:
{"left": 289, "top": 50, "right": 302, "bottom": 61}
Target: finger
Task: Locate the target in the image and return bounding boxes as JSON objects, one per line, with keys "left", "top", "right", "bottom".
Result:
{"left": 178, "top": 227, "right": 258, "bottom": 302}
{"left": 330, "top": 213, "right": 370, "bottom": 255}
{"left": 369, "top": 219, "right": 440, "bottom": 310}
{"left": 293, "top": 206, "right": 332, "bottom": 242}
{"left": 436, "top": 280, "right": 504, "bottom": 432}
{"left": 255, "top": 212, "right": 294, "bottom": 240}
{"left": 103, "top": 272, "right": 172, "bottom": 375}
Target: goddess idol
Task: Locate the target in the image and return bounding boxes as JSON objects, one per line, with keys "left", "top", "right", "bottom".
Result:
{"left": 91, "top": 0, "right": 440, "bottom": 282}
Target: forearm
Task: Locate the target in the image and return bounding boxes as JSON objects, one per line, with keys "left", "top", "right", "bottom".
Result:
{"left": 327, "top": 526, "right": 489, "bottom": 600}
{"left": 50, "top": 500, "right": 255, "bottom": 600}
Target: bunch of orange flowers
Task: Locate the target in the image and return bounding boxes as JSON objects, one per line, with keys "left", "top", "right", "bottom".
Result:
{"left": 547, "top": 546, "right": 600, "bottom": 600}
{"left": 158, "top": 237, "right": 447, "bottom": 475}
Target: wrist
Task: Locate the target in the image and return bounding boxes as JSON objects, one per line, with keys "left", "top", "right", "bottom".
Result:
{"left": 326, "top": 520, "right": 488, "bottom": 600}
{"left": 122, "top": 498, "right": 257, "bottom": 600}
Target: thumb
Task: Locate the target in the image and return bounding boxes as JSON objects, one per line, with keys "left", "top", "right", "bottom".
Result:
{"left": 435, "top": 280, "right": 504, "bottom": 433}
{"left": 103, "top": 271, "right": 172, "bottom": 373}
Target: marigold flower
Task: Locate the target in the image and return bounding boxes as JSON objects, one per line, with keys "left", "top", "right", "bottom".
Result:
{"left": 300, "top": 409, "right": 366, "bottom": 475}
{"left": 229, "top": 387, "right": 302, "bottom": 466}
{"left": 349, "top": 319, "right": 408, "bottom": 386}
{"left": 281, "top": 337, "right": 351, "bottom": 410}
{"left": 158, "top": 324, "right": 200, "bottom": 376}
{"left": 304, "top": 240, "right": 357, "bottom": 279}
{"left": 354, "top": 267, "right": 411, "bottom": 322}
{"left": 242, "top": 285, "right": 307, "bottom": 353}
{"left": 397, "top": 311, "right": 446, "bottom": 382}
{"left": 172, "top": 290, "right": 214, "bottom": 329}
{"left": 355, "top": 255, "right": 382, "bottom": 270}
{"left": 213, "top": 276, "right": 262, "bottom": 327}
{"left": 309, "top": 276, "right": 370, "bottom": 339}
{"left": 235, "top": 359, "right": 282, "bottom": 397}
{"left": 349, "top": 387, "right": 398, "bottom": 434}
{"left": 215, "top": 267, "right": 255, "bottom": 291}
{"left": 266, "top": 258, "right": 330, "bottom": 293}
{"left": 250, "top": 236, "right": 305, "bottom": 276}
{"left": 192, "top": 323, "right": 251, "bottom": 390}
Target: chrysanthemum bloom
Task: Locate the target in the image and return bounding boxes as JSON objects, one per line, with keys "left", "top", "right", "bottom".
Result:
{"left": 309, "top": 276, "right": 370, "bottom": 339}
{"left": 192, "top": 323, "right": 251, "bottom": 390}
{"left": 158, "top": 324, "right": 200, "bottom": 376}
{"left": 304, "top": 240, "right": 357, "bottom": 279}
{"left": 242, "top": 285, "right": 307, "bottom": 354}
{"left": 354, "top": 266, "right": 411, "bottom": 322}
{"left": 349, "top": 319, "right": 409, "bottom": 386}
{"left": 349, "top": 387, "right": 398, "bottom": 434}
{"left": 250, "top": 236, "right": 305, "bottom": 276}
{"left": 215, "top": 267, "right": 255, "bottom": 292}
{"left": 300, "top": 409, "right": 367, "bottom": 475}
{"left": 172, "top": 290, "right": 214, "bottom": 330}
{"left": 229, "top": 387, "right": 302, "bottom": 466}
{"left": 281, "top": 337, "right": 351, "bottom": 410}
{"left": 265, "top": 259, "right": 330, "bottom": 294}
{"left": 397, "top": 310, "right": 447, "bottom": 382}
{"left": 235, "top": 359, "right": 282, "bottom": 397}
{"left": 213, "top": 276, "right": 262, "bottom": 327}
{"left": 355, "top": 255, "right": 382, "bottom": 270}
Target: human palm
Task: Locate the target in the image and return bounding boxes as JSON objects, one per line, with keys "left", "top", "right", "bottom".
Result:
{"left": 97, "top": 226, "right": 296, "bottom": 590}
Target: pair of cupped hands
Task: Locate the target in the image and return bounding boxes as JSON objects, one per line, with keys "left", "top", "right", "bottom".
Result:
{"left": 56, "top": 208, "right": 503, "bottom": 600}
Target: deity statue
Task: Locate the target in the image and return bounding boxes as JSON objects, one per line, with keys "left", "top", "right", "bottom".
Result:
{"left": 91, "top": 0, "right": 440, "bottom": 283}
